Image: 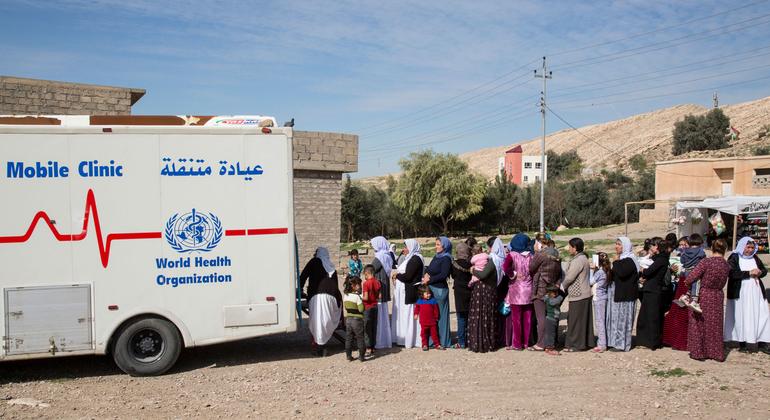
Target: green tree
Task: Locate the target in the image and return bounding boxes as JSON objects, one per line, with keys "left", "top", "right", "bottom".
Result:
{"left": 628, "top": 154, "right": 648, "bottom": 172}
{"left": 563, "top": 179, "right": 609, "bottom": 227}
{"left": 483, "top": 175, "right": 518, "bottom": 233}
{"left": 547, "top": 150, "right": 583, "bottom": 181}
{"left": 514, "top": 185, "right": 539, "bottom": 231}
{"left": 602, "top": 169, "right": 632, "bottom": 189}
{"left": 340, "top": 175, "right": 370, "bottom": 241}
{"left": 393, "top": 150, "right": 486, "bottom": 234}
{"left": 672, "top": 108, "right": 730, "bottom": 155}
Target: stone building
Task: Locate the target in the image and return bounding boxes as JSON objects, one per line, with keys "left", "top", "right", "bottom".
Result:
{"left": 0, "top": 76, "right": 145, "bottom": 115}
{"left": 0, "top": 76, "right": 357, "bottom": 268}
{"left": 639, "top": 155, "right": 770, "bottom": 223}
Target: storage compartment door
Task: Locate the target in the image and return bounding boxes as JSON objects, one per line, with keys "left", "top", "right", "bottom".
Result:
{"left": 4, "top": 285, "right": 92, "bottom": 355}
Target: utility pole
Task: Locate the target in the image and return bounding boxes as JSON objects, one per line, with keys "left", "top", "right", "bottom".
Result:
{"left": 713, "top": 91, "right": 719, "bottom": 108}
{"left": 534, "top": 56, "right": 552, "bottom": 233}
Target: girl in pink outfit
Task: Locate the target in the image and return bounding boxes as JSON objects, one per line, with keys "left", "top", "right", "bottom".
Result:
{"left": 502, "top": 233, "right": 535, "bottom": 350}
{"left": 469, "top": 244, "right": 488, "bottom": 288}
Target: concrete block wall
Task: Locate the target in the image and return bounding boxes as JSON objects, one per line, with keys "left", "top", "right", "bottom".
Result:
{"left": 0, "top": 76, "right": 144, "bottom": 116}
{"left": 292, "top": 131, "right": 358, "bottom": 268}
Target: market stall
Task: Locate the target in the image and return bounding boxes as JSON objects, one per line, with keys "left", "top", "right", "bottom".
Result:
{"left": 674, "top": 196, "right": 770, "bottom": 252}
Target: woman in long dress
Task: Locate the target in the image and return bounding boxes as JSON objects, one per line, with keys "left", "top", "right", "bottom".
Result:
{"left": 370, "top": 236, "right": 393, "bottom": 349}
{"left": 724, "top": 237, "right": 770, "bottom": 350}
{"left": 391, "top": 239, "right": 423, "bottom": 348}
{"left": 606, "top": 237, "right": 639, "bottom": 352}
{"left": 562, "top": 238, "right": 595, "bottom": 352}
{"left": 636, "top": 237, "right": 669, "bottom": 350}
{"left": 685, "top": 239, "right": 731, "bottom": 361}
{"left": 299, "top": 247, "right": 342, "bottom": 357}
{"left": 468, "top": 238, "right": 503, "bottom": 353}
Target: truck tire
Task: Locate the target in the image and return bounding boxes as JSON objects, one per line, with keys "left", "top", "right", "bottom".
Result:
{"left": 112, "top": 317, "right": 181, "bottom": 376}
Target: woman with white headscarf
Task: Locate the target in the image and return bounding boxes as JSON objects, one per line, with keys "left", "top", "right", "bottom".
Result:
{"left": 370, "top": 236, "right": 394, "bottom": 349}
{"left": 391, "top": 239, "right": 424, "bottom": 348}
{"left": 725, "top": 237, "right": 770, "bottom": 350}
{"left": 606, "top": 237, "right": 639, "bottom": 352}
{"left": 299, "top": 247, "right": 342, "bottom": 357}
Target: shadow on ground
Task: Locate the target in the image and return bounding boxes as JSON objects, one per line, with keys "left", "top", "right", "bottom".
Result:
{"left": 0, "top": 326, "right": 402, "bottom": 384}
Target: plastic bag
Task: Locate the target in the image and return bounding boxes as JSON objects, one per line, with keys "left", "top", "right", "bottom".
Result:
{"left": 709, "top": 211, "right": 726, "bottom": 235}
{"left": 498, "top": 302, "right": 511, "bottom": 316}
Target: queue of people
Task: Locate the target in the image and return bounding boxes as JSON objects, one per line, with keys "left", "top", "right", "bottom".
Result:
{"left": 298, "top": 233, "right": 770, "bottom": 362}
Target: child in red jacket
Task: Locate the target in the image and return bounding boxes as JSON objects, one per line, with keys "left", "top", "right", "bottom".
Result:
{"left": 414, "top": 286, "right": 444, "bottom": 351}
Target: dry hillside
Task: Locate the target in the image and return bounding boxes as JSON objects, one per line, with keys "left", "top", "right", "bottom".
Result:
{"left": 359, "top": 96, "right": 770, "bottom": 186}
{"left": 461, "top": 95, "right": 770, "bottom": 180}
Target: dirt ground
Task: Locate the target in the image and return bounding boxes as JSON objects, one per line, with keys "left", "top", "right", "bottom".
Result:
{"left": 2, "top": 221, "right": 767, "bottom": 419}
{"left": 1, "top": 305, "right": 769, "bottom": 419}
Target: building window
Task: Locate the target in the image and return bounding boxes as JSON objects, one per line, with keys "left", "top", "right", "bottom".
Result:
{"left": 535, "top": 162, "right": 542, "bottom": 169}
{"left": 535, "top": 176, "right": 540, "bottom": 182}
{"left": 524, "top": 162, "right": 532, "bottom": 169}
{"left": 523, "top": 176, "right": 528, "bottom": 182}
{"left": 756, "top": 168, "right": 770, "bottom": 176}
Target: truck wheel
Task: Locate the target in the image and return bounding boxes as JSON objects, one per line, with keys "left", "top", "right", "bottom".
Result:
{"left": 112, "top": 317, "right": 181, "bottom": 376}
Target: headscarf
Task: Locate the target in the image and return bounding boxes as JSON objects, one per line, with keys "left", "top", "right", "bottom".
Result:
{"left": 509, "top": 233, "right": 530, "bottom": 254}
{"left": 617, "top": 237, "right": 640, "bottom": 271}
{"left": 734, "top": 237, "right": 757, "bottom": 259}
{"left": 489, "top": 237, "right": 506, "bottom": 285}
{"left": 397, "top": 239, "right": 423, "bottom": 274}
{"left": 434, "top": 236, "right": 453, "bottom": 260}
{"left": 315, "top": 247, "right": 336, "bottom": 277}
{"left": 455, "top": 242, "right": 471, "bottom": 261}
{"left": 371, "top": 236, "right": 394, "bottom": 278}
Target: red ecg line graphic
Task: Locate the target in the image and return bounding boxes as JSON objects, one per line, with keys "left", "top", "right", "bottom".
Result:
{"left": 0, "top": 189, "right": 289, "bottom": 268}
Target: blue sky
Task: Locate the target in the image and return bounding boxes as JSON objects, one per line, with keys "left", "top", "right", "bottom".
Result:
{"left": 1, "top": 0, "right": 769, "bottom": 178}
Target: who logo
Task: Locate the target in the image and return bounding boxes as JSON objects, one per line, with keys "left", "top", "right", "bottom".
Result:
{"left": 164, "top": 209, "right": 222, "bottom": 253}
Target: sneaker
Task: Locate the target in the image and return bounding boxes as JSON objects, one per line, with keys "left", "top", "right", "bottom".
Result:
{"left": 688, "top": 301, "right": 703, "bottom": 314}
{"left": 422, "top": 346, "right": 428, "bottom": 351}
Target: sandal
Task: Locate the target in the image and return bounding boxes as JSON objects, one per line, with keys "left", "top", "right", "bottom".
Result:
{"left": 527, "top": 346, "right": 545, "bottom": 351}
{"left": 562, "top": 348, "right": 578, "bottom": 353}
{"left": 591, "top": 347, "right": 605, "bottom": 353}
{"left": 545, "top": 349, "right": 561, "bottom": 356}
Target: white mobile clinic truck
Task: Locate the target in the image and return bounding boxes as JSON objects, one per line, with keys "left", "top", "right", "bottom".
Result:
{"left": 0, "top": 115, "right": 297, "bottom": 375}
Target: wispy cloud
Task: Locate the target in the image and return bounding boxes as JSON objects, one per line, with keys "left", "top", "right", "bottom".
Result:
{"left": 1, "top": 0, "right": 768, "bottom": 177}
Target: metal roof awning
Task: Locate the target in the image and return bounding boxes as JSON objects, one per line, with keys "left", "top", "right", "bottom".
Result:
{"left": 675, "top": 195, "right": 770, "bottom": 216}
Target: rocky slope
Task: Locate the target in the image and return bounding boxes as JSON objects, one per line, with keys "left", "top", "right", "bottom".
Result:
{"left": 461, "top": 95, "right": 770, "bottom": 180}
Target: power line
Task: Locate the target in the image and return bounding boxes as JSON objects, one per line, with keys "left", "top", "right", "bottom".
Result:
{"left": 552, "top": 61, "right": 770, "bottom": 106}
{"left": 354, "top": 59, "right": 539, "bottom": 134}
{"left": 554, "top": 72, "right": 770, "bottom": 109}
{"left": 352, "top": 1, "right": 769, "bottom": 139}
{"left": 546, "top": 0, "right": 770, "bottom": 58}
{"left": 553, "top": 12, "right": 770, "bottom": 71}
{"left": 544, "top": 104, "right": 625, "bottom": 159}
{"left": 358, "top": 108, "right": 538, "bottom": 163}
{"left": 361, "top": 72, "right": 534, "bottom": 139}
{"left": 553, "top": 46, "right": 770, "bottom": 98}
{"left": 362, "top": 94, "right": 537, "bottom": 153}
